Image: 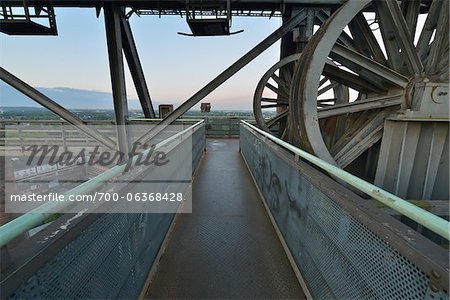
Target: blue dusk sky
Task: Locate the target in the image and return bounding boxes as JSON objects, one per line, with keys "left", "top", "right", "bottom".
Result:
{"left": 0, "top": 8, "right": 282, "bottom": 110}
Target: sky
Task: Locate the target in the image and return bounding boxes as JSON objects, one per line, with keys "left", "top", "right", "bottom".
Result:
{"left": 0, "top": 8, "right": 282, "bottom": 110}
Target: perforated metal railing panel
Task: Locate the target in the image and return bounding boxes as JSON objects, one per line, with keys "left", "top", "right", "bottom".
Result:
{"left": 8, "top": 213, "right": 174, "bottom": 299}
{"left": 4, "top": 124, "right": 206, "bottom": 299}
{"left": 240, "top": 124, "right": 449, "bottom": 300}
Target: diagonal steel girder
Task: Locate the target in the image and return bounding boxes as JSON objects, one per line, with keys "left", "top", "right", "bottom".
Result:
{"left": 104, "top": 3, "right": 130, "bottom": 157}
{"left": 120, "top": 14, "right": 156, "bottom": 118}
{"left": 136, "top": 9, "right": 307, "bottom": 145}
{"left": 0, "top": 67, "right": 116, "bottom": 149}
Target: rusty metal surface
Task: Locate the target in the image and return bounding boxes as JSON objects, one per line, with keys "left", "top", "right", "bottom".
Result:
{"left": 145, "top": 139, "right": 305, "bottom": 299}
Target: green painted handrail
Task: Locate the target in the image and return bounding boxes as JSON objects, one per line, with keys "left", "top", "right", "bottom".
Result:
{"left": 241, "top": 120, "right": 450, "bottom": 240}
{"left": 0, "top": 120, "right": 204, "bottom": 248}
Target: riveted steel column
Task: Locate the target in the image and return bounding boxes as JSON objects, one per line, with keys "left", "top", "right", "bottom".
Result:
{"left": 120, "top": 15, "right": 156, "bottom": 118}
{"left": 104, "top": 4, "right": 130, "bottom": 157}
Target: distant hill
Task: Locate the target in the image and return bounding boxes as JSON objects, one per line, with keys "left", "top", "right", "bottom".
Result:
{"left": 0, "top": 82, "right": 145, "bottom": 110}
{"left": 0, "top": 82, "right": 255, "bottom": 112}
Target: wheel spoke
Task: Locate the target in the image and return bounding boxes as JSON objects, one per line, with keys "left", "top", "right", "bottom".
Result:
{"left": 315, "top": 10, "right": 358, "bottom": 52}
{"left": 317, "top": 103, "right": 335, "bottom": 107}
{"left": 323, "top": 64, "right": 383, "bottom": 93}
{"left": 336, "top": 130, "right": 383, "bottom": 168}
{"left": 330, "top": 110, "right": 373, "bottom": 155}
{"left": 375, "top": 2, "right": 404, "bottom": 71}
{"left": 425, "top": 0, "right": 449, "bottom": 73}
{"left": 261, "top": 104, "right": 286, "bottom": 109}
{"left": 330, "top": 43, "right": 409, "bottom": 88}
{"left": 318, "top": 93, "right": 403, "bottom": 119}
{"left": 348, "top": 12, "right": 388, "bottom": 65}
{"left": 318, "top": 82, "right": 339, "bottom": 95}
{"left": 380, "top": 0, "right": 423, "bottom": 74}
{"left": 331, "top": 109, "right": 395, "bottom": 167}
{"left": 265, "top": 82, "right": 289, "bottom": 99}
{"left": 416, "top": 0, "right": 442, "bottom": 59}
{"left": 281, "top": 68, "right": 293, "bottom": 86}
{"left": 261, "top": 97, "right": 289, "bottom": 105}
{"left": 436, "top": 46, "right": 449, "bottom": 77}
{"left": 253, "top": 53, "right": 301, "bottom": 133}
{"left": 317, "top": 98, "right": 336, "bottom": 103}
{"left": 271, "top": 74, "right": 291, "bottom": 95}
{"left": 280, "top": 127, "right": 288, "bottom": 139}
{"left": 404, "top": 0, "right": 421, "bottom": 38}
{"left": 267, "top": 110, "right": 289, "bottom": 127}
{"left": 318, "top": 77, "right": 329, "bottom": 88}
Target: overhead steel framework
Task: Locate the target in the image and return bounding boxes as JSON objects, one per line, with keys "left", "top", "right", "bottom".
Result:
{"left": 0, "top": 0, "right": 448, "bottom": 200}
{"left": 0, "top": 2, "right": 448, "bottom": 296}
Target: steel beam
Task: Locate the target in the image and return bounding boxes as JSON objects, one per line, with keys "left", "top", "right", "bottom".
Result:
{"left": 333, "top": 109, "right": 393, "bottom": 167}
{"left": 348, "top": 12, "right": 387, "bottom": 65}
{"left": 318, "top": 81, "right": 338, "bottom": 95}
{"left": 425, "top": 0, "right": 449, "bottom": 74}
{"left": 0, "top": 67, "right": 115, "bottom": 149}
{"left": 404, "top": 0, "right": 420, "bottom": 38}
{"left": 416, "top": 0, "right": 442, "bottom": 60}
{"left": 260, "top": 97, "right": 289, "bottom": 105}
{"left": 267, "top": 110, "right": 289, "bottom": 127}
{"left": 322, "top": 64, "right": 381, "bottom": 93}
{"left": 266, "top": 82, "right": 289, "bottom": 99}
{"left": 315, "top": 10, "right": 357, "bottom": 52}
{"left": 104, "top": 3, "right": 130, "bottom": 157}
{"left": 137, "top": 9, "right": 307, "bottom": 144}
{"left": 330, "top": 43, "right": 409, "bottom": 88}
{"left": 120, "top": 15, "right": 155, "bottom": 118}
{"left": 317, "top": 94, "right": 403, "bottom": 119}
{"left": 270, "top": 74, "right": 290, "bottom": 94}
{"left": 381, "top": 0, "right": 423, "bottom": 75}
{"left": 0, "top": 0, "right": 347, "bottom": 8}
{"left": 375, "top": 2, "right": 403, "bottom": 72}
{"left": 330, "top": 110, "right": 373, "bottom": 155}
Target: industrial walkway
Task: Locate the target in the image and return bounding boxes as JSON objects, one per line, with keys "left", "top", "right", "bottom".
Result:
{"left": 145, "top": 139, "right": 305, "bottom": 299}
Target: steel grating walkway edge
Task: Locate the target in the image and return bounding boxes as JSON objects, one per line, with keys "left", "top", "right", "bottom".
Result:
{"left": 143, "top": 139, "right": 305, "bottom": 299}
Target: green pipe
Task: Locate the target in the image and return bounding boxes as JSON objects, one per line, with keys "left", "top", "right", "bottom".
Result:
{"left": 0, "top": 120, "right": 204, "bottom": 248}
{"left": 241, "top": 121, "right": 450, "bottom": 240}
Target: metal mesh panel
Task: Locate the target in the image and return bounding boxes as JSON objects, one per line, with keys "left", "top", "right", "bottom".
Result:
{"left": 192, "top": 124, "right": 206, "bottom": 170}
{"left": 9, "top": 213, "right": 174, "bottom": 299}
{"left": 7, "top": 124, "right": 206, "bottom": 299}
{"left": 240, "top": 125, "right": 448, "bottom": 300}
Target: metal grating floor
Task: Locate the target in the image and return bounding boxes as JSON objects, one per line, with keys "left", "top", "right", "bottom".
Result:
{"left": 144, "top": 139, "right": 305, "bottom": 299}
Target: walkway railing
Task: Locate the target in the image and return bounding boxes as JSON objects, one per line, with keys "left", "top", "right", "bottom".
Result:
{"left": 1, "top": 120, "right": 205, "bottom": 299}
{"left": 240, "top": 121, "right": 449, "bottom": 240}
{"left": 240, "top": 120, "right": 449, "bottom": 299}
{"left": 0, "top": 119, "right": 201, "bottom": 149}
{"left": 0, "top": 120, "right": 204, "bottom": 247}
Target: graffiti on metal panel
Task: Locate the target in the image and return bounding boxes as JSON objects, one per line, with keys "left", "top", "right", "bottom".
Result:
{"left": 286, "top": 180, "right": 302, "bottom": 218}
{"left": 255, "top": 146, "right": 282, "bottom": 212}
{"left": 251, "top": 134, "right": 304, "bottom": 216}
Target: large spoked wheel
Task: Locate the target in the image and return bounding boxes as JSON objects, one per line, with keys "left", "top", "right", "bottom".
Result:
{"left": 253, "top": 53, "right": 349, "bottom": 138}
{"left": 290, "top": 0, "right": 448, "bottom": 168}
